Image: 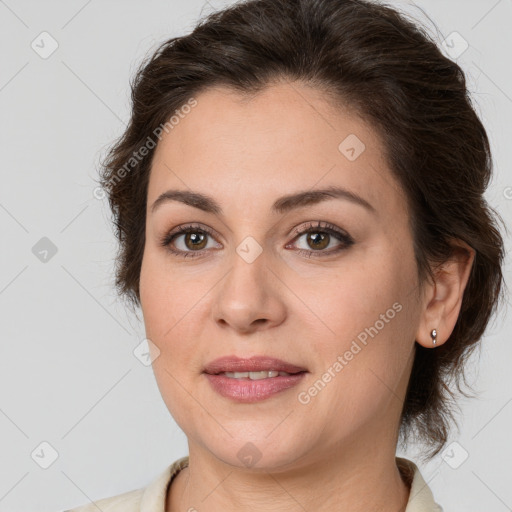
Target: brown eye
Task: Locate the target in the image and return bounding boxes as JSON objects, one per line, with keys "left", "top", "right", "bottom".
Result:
{"left": 287, "top": 221, "right": 354, "bottom": 258}
{"left": 159, "top": 224, "right": 221, "bottom": 258}
{"left": 183, "top": 232, "right": 208, "bottom": 250}
{"left": 306, "top": 232, "right": 330, "bottom": 250}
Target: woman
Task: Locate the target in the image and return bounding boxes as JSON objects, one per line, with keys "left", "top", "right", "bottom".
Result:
{"left": 66, "top": 0, "right": 505, "bottom": 510}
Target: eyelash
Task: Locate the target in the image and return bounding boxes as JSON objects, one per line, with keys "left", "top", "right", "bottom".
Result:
{"left": 159, "top": 221, "right": 354, "bottom": 259}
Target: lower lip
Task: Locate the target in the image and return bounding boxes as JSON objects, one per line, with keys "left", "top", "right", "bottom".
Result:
{"left": 204, "top": 372, "right": 307, "bottom": 403}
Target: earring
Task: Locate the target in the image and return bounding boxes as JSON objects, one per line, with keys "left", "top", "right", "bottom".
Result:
{"left": 431, "top": 329, "right": 437, "bottom": 346}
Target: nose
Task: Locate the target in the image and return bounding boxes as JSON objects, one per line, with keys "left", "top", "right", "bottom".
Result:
{"left": 211, "top": 246, "right": 287, "bottom": 334}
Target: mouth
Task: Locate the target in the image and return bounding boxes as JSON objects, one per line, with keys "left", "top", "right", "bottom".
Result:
{"left": 202, "top": 355, "right": 308, "bottom": 403}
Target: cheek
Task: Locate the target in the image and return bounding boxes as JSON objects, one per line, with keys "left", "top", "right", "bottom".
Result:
{"left": 139, "top": 249, "right": 212, "bottom": 386}
{"left": 299, "top": 259, "right": 396, "bottom": 345}
{"left": 301, "top": 252, "right": 415, "bottom": 394}
{"left": 140, "top": 248, "right": 198, "bottom": 338}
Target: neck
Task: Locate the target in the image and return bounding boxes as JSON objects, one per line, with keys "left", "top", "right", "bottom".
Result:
{"left": 167, "top": 434, "right": 410, "bottom": 512}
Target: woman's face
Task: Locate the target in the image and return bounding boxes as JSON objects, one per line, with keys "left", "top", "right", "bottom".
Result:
{"left": 140, "top": 81, "right": 424, "bottom": 470}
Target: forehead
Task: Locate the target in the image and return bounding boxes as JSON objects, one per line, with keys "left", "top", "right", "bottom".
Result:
{"left": 148, "top": 81, "right": 406, "bottom": 218}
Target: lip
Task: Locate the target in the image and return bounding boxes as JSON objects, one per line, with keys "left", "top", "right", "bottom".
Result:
{"left": 203, "top": 355, "right": 308, "bottom": 403}
{"left": 203, "top": 355, "right": 308, "bottom": 375}
{"left": 204, "top": 372, "right": 307, "bottom": 403}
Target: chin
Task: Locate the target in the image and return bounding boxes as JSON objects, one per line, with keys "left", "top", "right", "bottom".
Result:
{"left": 200, "top": 432, "right": 311, "bottom": 472}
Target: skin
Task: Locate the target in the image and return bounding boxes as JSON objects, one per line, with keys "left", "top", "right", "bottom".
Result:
{"left": 139, "top": 80, "right": 475, "bottom": 512}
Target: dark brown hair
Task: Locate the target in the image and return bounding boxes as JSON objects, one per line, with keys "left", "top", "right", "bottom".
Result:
{"left": 98, "top": 0, "right": 507, "bottom": 460}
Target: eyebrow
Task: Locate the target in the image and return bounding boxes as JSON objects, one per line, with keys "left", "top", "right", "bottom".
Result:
{"left": 150, "top": 185, "right": 376, "bottom": 216}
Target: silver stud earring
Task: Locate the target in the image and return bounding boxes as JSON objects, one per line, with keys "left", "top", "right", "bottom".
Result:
{"left": 431, "top": 329, "right": 437, "bottom": 346}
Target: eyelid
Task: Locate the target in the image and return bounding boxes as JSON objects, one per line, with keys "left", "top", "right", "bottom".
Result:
{"left": 288, "top": 221, "right": 353, "bottom": 242}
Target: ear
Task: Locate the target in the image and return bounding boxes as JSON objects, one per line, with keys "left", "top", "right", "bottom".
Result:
{"left": 415, "top": 239, "right": 475, "bottom": 349}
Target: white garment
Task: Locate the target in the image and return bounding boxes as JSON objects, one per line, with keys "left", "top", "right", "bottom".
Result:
{"left": 63, "top": 455, "right": 443, "bottom": 511}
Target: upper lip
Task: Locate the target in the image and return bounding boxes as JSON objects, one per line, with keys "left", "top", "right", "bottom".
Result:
{"left": 203, "top": 355, "right": 308, "bottom": 375}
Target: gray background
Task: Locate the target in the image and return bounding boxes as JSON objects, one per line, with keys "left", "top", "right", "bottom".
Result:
{"left": 0, "top": 0, "right": 510, "bottom": 511}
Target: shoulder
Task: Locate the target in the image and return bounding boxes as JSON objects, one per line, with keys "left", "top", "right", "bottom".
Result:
{"left": 61, "top": 487, "right": 144, "bottom": 512}
{"left": 61, "top": 456, "right": 190, "bottom": 512}
{"left": 397, "top": 457, "right": 444, "bottom": 512}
